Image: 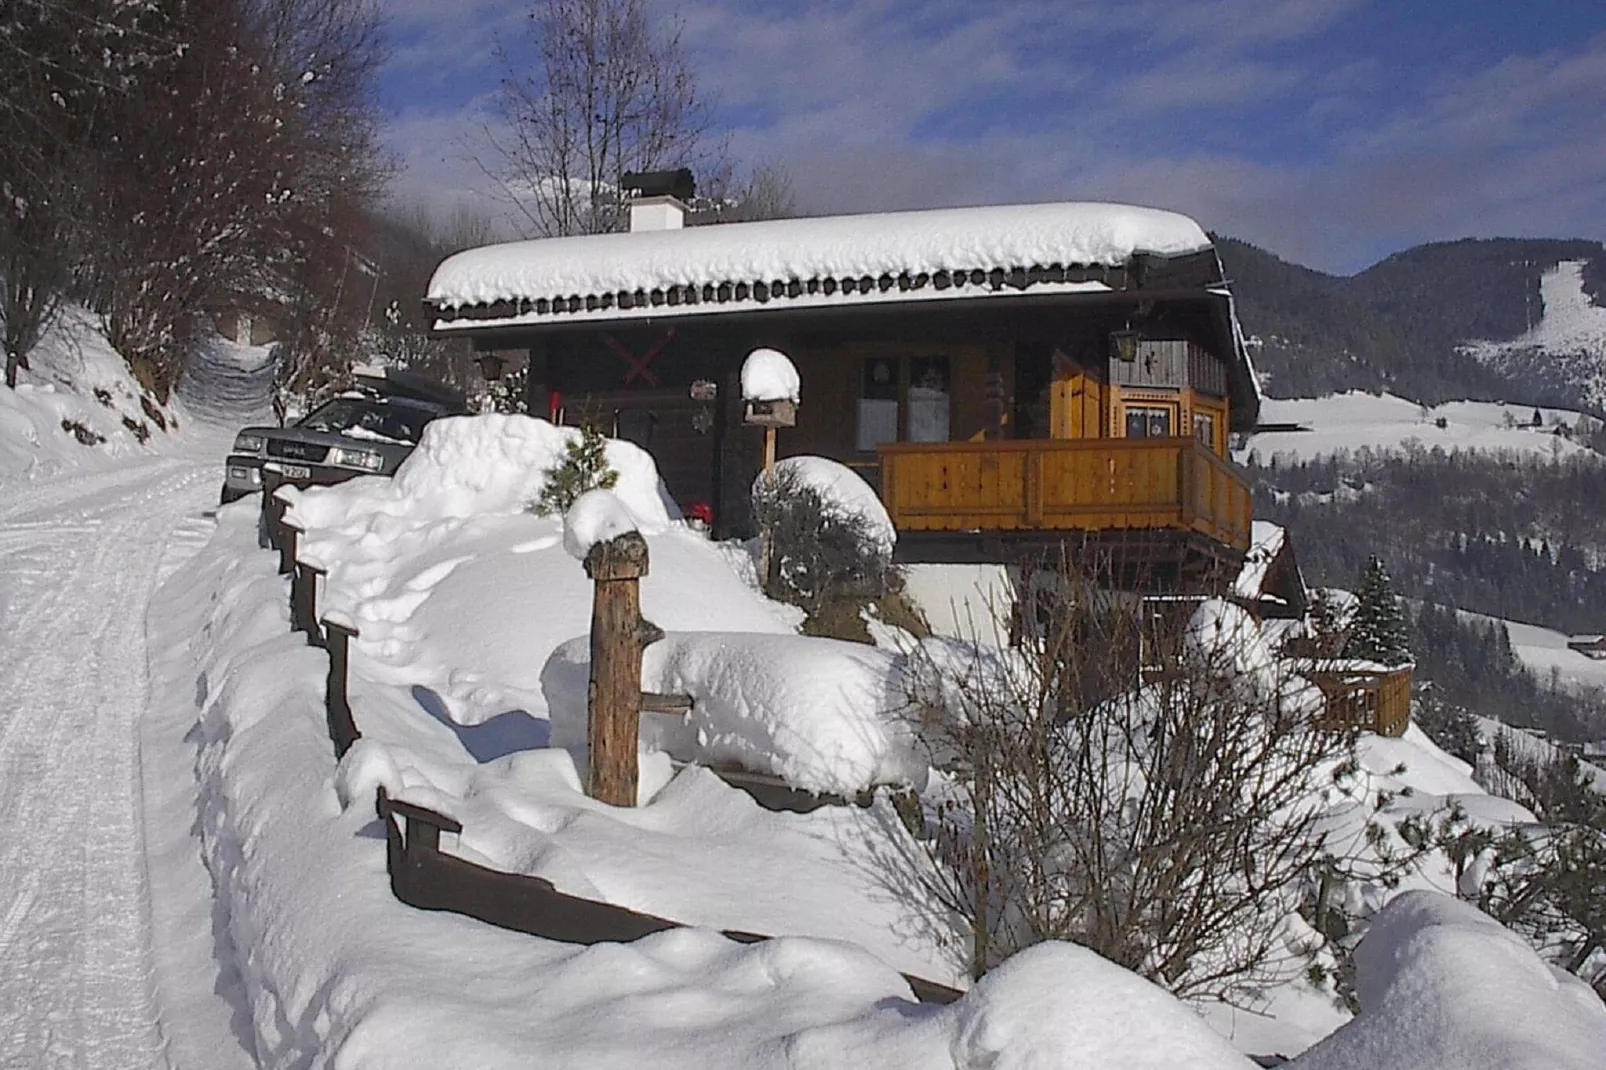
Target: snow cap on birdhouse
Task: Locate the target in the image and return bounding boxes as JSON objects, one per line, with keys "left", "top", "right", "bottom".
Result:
{"left": 741, "top": 347, "right": 799, "bottom": 426}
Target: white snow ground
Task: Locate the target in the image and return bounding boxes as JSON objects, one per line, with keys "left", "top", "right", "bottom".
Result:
{"left": 0, "top": 319, "right": 269, "bottom": 1069}
{"left": 1461, "top": 260, "right": 1606, "bottom": 411}
{"left": 5, "top": 311, "right": 1606, "bottom": 1067}
{"left": 1239, "top": 391, "right": 1601, "bottom": 465}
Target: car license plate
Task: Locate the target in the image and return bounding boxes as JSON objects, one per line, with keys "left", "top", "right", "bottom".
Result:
{"left": 280, "top": 464, "right": 312, "bottom": 480}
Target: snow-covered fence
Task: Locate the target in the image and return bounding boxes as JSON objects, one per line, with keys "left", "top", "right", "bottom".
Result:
{"left": 371, "top": 785, "right": 964, "bottom": 1005}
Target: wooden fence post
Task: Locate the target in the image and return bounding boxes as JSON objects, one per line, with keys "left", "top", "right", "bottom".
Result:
{"left": 583, "top": 531, "right": 662, "bottom": 807}
{"left": 260, "top": 467, "right": 284, "bottom": 552}
{"left": 323, "top": 617, "right": 360, "bottom": 759}
{"left": 292, "top": 562, "right": 326, "bottom": 645}
{"left": 278, "top": 516, "right": 302, "bottom": 576}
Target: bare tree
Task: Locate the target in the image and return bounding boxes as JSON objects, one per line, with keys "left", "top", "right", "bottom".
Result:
{"left": 81, "top": 0, "right": 387, "bottom": 402}
{"left": 903, "top": 555, "right": 1422, "bottom": 1003}
{"left": 690, "top": 161, "right": 799, "bottom": 225}
{"left": 0, "top": 0, "right": 161, "bottom": 386}
{"left": 481, "top": 0, "right": 721, "bottom": 236}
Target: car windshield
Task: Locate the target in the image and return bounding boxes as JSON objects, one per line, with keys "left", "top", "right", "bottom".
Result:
{"left": 295, "top": 397, "right": 436, "bottom": 445}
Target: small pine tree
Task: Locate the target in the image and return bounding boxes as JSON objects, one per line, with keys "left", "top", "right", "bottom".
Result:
{"left": 1344, "top": 555, "right": 1412, "bottom": 667}
{"left": 536, "top": 422, "right": 618, "bottom": 515}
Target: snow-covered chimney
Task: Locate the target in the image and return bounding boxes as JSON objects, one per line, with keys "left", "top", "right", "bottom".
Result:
{"left": 622, "top": 168, "right": 695, "bottom": 233}
{"left": 629, "top": 195, "right": 686, "bottom": 232}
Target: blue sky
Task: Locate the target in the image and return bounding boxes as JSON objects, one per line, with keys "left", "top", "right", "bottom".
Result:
{"left": 375, "top": 0, "right": 1606, "bottom": 274}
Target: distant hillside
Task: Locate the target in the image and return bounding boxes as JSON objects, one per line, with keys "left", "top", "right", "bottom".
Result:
{"left": 1217, "top": 236, "right": 1606, "bottom": 412}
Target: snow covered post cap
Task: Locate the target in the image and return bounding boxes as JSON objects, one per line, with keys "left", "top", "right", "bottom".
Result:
{"left": 563, "top": 489, "right": 641, "bottom": 563}
{"left": 741, "top": 347, "right": 799, "bottom": 428}
{"left": 741, "top": 347, "right": 800, "bottom": 403}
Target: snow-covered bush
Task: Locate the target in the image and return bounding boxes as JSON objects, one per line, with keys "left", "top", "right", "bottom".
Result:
{"left": 750, "top": 457, "right": 900, "bottom": 639}
{"left": 904, "top": 565, "right": 1408, "bottom": 1000}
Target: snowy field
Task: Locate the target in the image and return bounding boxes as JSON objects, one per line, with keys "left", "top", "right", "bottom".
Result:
{"left": 2, "top": 313, "right": 1605, "bottom": 1067}
{"left": 1454, "top": 609, "right": 1606, "bottom": 694}
{"left": 1238, "top": 391, "right": 1600, "bottom": 465}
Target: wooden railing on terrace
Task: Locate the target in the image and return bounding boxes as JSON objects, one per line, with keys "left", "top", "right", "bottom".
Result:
{"left": 876, "top": 437, "right": 1253, "bottom": 551}
{"left": 1304, "top": 662, "right": 1414, "bottom": 739}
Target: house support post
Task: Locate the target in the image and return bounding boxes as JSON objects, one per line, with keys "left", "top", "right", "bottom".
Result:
{"left": 583, "top": 532, "right": 662, "bottom": 806}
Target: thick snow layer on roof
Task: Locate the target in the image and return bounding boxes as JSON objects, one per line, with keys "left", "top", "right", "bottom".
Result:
{"left": 427, "top": 201, "right": 1211, "bottom": 311}
{"left": 1233, "top": 520, "right": 1288, "bottom": 600}
{"left": 740, "top": 347, "right": 800, "bottom": 402}
{"left": 1287, "top": 892, "right": 1606, "bottom": 1070}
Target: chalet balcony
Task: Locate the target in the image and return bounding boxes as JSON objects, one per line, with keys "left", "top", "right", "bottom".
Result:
{"left": 875, "top": 437, "right": 1253, "bottom": 580}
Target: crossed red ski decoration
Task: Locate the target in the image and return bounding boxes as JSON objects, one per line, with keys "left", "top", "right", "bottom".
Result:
{"left": 603, "top": 328, "right": 676, "bottom": 387}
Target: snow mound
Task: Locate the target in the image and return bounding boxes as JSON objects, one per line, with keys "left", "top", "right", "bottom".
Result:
{"left": 740, "top": 347, "right": 800, "bottom": 402}
{"left": 1288, "top": 891, "right": 1606, "bottom": 1070}
{"left": 288, "top": 413, "right": 676, "bottom": 533}
{"left": 0, "top": 304, "right": 169, "bottom": 480}
{"left": 758, "top": 455, "right": 896, "bottom": 557}
{"left": 545, "top": 631, "right": 926, "bottom": 796}
{"left": 796, "top": 941, "right": 1255, "bottom": 1069}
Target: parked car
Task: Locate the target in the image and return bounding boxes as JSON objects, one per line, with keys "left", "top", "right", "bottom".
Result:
{"left": 221, "top": 367, "right": 468, "bottom": 504}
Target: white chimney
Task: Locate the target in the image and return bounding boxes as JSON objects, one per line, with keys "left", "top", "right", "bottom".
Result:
{"left": 629, "top": 194, "right": 687, "bottom": 232}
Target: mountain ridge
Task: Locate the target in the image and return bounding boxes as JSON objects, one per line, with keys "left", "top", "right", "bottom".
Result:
{"left": 1216, "top": 235, "right": 1606, "bottom": 412}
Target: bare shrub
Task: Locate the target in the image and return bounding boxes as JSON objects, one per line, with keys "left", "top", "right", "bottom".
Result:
{"left": 903, "top": 554, "right": 1420, "bottom": 1002}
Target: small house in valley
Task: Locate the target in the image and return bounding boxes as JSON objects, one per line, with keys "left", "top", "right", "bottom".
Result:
{"left": 425, "top": 187, "right": 1261, "bottom": 592}
{"left": 1568, "top": 635, "right": 1606, "bottom": 660}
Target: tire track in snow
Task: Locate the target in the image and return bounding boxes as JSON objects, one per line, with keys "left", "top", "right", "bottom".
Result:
{"left": 0, "top": 459, "right": 216, "bottom": 1069}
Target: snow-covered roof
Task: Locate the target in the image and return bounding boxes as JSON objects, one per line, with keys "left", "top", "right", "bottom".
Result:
{"left": 1233, "top": 520, "right": 1289, "bottom": 600}
{"left": 426, "top": 201, "right": 1215, "bottom": 330}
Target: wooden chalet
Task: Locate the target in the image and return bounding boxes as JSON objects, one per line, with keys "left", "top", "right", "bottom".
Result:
{"left": 425, "top": 188, "right": 1261, "bottom": 591}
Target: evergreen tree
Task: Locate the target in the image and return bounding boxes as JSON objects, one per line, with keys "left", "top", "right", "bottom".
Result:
{"left": 536, "top": 422, "right": 617, "bottom": 514}
{"left": 1344, "top": 555, "right": 1412, "bottom": 666}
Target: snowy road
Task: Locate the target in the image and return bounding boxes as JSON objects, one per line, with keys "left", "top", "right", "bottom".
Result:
{"left": 0, "top": 456, "right": 240, "bottom": 1069}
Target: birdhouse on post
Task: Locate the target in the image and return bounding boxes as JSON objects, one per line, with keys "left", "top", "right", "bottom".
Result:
{"left": 742, "top": 397, "right": 796, "bottom": 428}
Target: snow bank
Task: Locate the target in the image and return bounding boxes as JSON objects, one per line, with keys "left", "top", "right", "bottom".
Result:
{"left": 546, "top": 631, "right": 927, "bottom": 795}
{"left": 795, "top": 942, "right": 1254, "bottom": 1069}
{"left": 1288, "top": 891, "right": 1606, "bottom": 1070}
{"left": 290, "top": 413, "right": 676, "bottom": 532}
{"left": 428, "top": 202, "right": 1211, "bottom": 316}
{"left": 759, "top": 454, "right": 896, "bottom": 557}
{"left": 740, "top": 347, "right": 800, "bottom": 402}
{"left": 0, "top": 305, "right": 168, "bottom": 480}
{"left": 282, "top": 414, "right": 790, "bottom": 725}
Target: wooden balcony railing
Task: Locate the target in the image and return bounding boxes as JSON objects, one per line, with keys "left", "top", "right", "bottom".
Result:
{"left": 875, "top": 437, "right": 1252, "bottom": 551}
